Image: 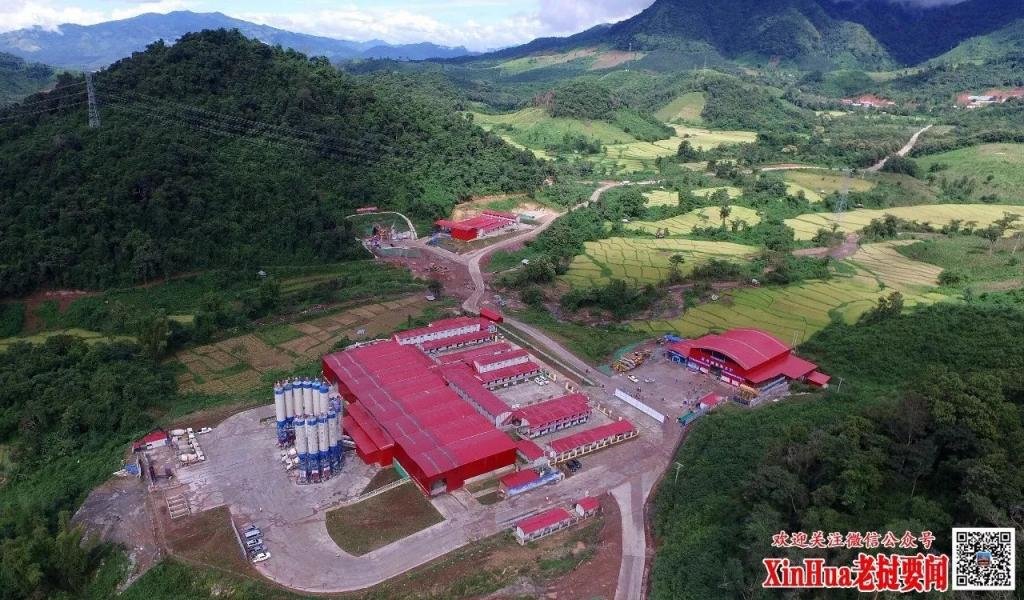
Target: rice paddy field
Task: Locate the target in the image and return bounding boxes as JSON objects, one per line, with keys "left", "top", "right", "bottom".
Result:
{"left": 784, "top": 170, "right": 875, "bottom": 196}
{"left": 473, "top": 108, "right": 755, "bottom": 174}
{"left": 654, "top": 92, "right": 706, "bottom": 123}
{"left": 643, "top": 190, "right": 680, "bottom": 207}
{"left": 630, "top": 205, "right": 762, "bottom": 235}
{"left": 916, "top": 143, "right": 1024, "bottom": 202}
{"left": 692, "top": 186, "right": 742, "bottom": 199}
{"left": 785, "top": 204, "right": 1024, "bottom": 240}
{"left": 563, "top": 237, "right": 757, "bottom": 286}
{"left": 636, "top": 243, "right": 949, "bottom": 344}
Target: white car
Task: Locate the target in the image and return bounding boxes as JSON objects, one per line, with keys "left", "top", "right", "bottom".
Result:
{"left": 252, "top": 551, "right": 271, "bottom": 563}
{"left": 627, "top": 375, "right": 639, "bottom": 383}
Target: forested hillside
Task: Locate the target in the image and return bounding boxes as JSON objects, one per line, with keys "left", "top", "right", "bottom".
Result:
{"left": 650, "top": 303, "right": 1024, "bottom": 599}
{"left": 0, "top": 52, "right": 55, "bottom": 105}
{"left": 0, "top": 30, "right": 543, "bottom": 296}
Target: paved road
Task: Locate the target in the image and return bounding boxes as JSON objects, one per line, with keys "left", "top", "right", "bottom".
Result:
{"left": 174, "top": 404, "right": 678, "bottom": 594}
{"left": 866, "top": 124, "right": 933, "bottom": 173}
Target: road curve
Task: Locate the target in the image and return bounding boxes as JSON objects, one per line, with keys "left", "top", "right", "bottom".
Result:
{"left": 866, "top": 124, "right": 933, "bottom": 173}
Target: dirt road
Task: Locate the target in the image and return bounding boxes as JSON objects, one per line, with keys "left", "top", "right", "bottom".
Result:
{"left": 866, "top": 124, "right": 933, "bottom": 173}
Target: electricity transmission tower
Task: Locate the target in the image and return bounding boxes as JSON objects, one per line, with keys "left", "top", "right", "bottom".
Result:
{"left": 834, "top": 168, "right": 852, "bottom": 226}
{"left": 85, "top": 72, "right": 100, "bottom": 128}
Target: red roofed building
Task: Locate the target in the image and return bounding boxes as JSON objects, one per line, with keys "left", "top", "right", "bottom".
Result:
{"left": 512, "top": 393, "right": 592, "bottom": 438}
{"left": 499, "top": 469, "right": 540, "bottom": 495}
{"left": 418, "top": 330, "right": 494, "bottom": 354}
{"left": 132, "top": 429, "right": 169, "bottom": 452}
{"left": 666, "top": 329, "right": 830, "bottom": 394}
{"left": 479, "top": 307, "right": 503, "bottom": 323}
{"left": 516, "top": 438, "right": 547, "bottom": 466}
{"left": 841, "top": 94, "right": 896, "bottom": 109}
{"left": 575, "top": 496, "right": 601, "bottom": 517}
{"left": 699, "top": 393, "right": 724, "bottom": 411}
{"left": 435, "top": 211, "right": 518, "bottom": 241}
{"left": 545, "top": 420, "right": 638, "bottom": 464}
{"left": 514, "top": 507, "right": 575, "bottom": 544}
{"left": 323, "top": 340, "right": 516, "bottom": 496}
{"left": 394, "top": 316, "right": 493, "bottom": 347}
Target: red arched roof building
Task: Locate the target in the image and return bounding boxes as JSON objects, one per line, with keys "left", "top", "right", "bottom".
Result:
{"left": 666, "top": 329, "right": 830, "bottom": 393}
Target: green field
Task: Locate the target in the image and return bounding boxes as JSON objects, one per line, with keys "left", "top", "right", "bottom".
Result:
{"left": 0, "top": 328, "right": 135, "bottom": 350}
{"left": 692, "top": 186, "right": 742, "bottom": 200}
{"left": 473, "top": 109, "right": 755, "bottom": 174}
{"left": 784, "top": 170, "right": 875, "bottom": 196}
{"left": 644, "top": 190, "right": 681, "bottom": 207}
{"left": 637, "top": 249, "right": 949, "bottom": 344}
{"left": 655, "top": 92, "right": 706, "bottom": 123}
{"left": 325, "top": 482, "right": 443, "bottom": 556}
{"left": 785, "top": 204, "right": 1024, "bottom": 240}
{"left": 917, "top": 143, "right": 1024, "bottom": 202}
{"left": 896, "top": 235, "right": 1024, "bottom": 290}
{"left": 564, "top": 237, "right": 757, "bottom": 286}
{"left": 630, "top": 205, "right": 762, "bottom": 236}
{"left": 497, "top": 48, "right": 597, "bottom": 74}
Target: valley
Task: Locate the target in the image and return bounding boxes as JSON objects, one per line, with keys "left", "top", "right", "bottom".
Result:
{"left": 2, "top": 1, "right": 1024, "bottom": 599}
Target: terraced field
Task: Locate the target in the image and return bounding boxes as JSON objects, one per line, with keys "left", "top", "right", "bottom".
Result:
{"left": 563, "top": 238, "right": 757, "bottom": 286}
{"left": 784, "top": 170, "right": 875, "bottom": 197}
{"left": 785, "top": 204, "right": 1024, "bottom": 240}
{"left": 848, "top": 241, "right": 943, "bottom": 293}
{"left": 637, "top": 250, "right": 949, "bottom": 344}
{"left": 693, "top": 186, "right": 742, "bottom": 199}
{"left": 655, "top": 92, "right": 706, "bottom": 123}
{"left": 472, "top": 108, "right": 635, "bottom": 146}
{"left": 644, "top": 190, "right": 680, "bottom": 207}
{"left": 786, "top": 182, "right": 823, "bottom": 202}
{"left": 630, "top": 205, "right": 762, "bottom": 235}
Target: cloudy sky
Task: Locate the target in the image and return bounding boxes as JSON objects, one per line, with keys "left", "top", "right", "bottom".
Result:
{"left": 0, "top": 0, "right": 658, "bottom": 50}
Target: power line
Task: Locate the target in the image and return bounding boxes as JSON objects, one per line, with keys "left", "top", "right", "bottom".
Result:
{"left": 7, "top": 90, "right": 87, "bottom": 110}
{"left": 0, "top": 101, "right": 89, "bottom": 123}
{"left": 101, "top": 91, "right": 399, "bottom": 163}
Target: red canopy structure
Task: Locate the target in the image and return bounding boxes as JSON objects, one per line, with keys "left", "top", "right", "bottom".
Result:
{"left": 666, "top": 328, "right": 830, "bottom": 392}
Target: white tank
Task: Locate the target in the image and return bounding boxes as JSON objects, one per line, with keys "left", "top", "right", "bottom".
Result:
{"left": 293, "top": 417, "right": 307, "bottom": 455}
{"left": 284, "top": 382, "right": 295, "bottom": 419}
{"left": 328, "top": 412, "right": 339, "bottom": 448}
{"left": 170, "top": 428, "right": 186, "bottom": 437}
{"left": 305, "top": 418, "right": 319, "bottom": 455}
{"left": 302, "top": 380, "right": 314, "bottom": 416}
{"left": 273, "top": 384, "right": 286, "bottom": 423}
{"left": 180, "top": 453, "right": 197, "bottom": 462}
{"left": 318, "top": 382, "right": 329, "bottom": 416}
{"left": 317, "top": 417, "right": 329, "bottom": 460}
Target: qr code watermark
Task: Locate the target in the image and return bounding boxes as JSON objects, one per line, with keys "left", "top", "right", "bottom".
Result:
{"left": 952, "top": 527, "right": 1016, "bottom": 591}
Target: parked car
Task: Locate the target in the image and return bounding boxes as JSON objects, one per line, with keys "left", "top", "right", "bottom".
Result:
{"left": 252, "top": 551, "right": 271, "bottom": 563}
{"left": 243, "top": 528, "right": 261, "bottom": 540}
{"left": 566, "top": 459, "right": 582, "bottom": 473}
{"left": 627, "top": 375, "right": 639, "bottom": 383}
{"left": 245, "top": 538, "right": 263, "bottom": 548}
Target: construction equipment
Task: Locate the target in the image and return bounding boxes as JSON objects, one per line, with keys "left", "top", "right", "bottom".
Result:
{"left": 612, "top": 350, "right": 651, "bottom": 372}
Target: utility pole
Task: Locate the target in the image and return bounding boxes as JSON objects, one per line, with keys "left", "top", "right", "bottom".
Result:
{"left": 85, "top": 72, "right": 100, "bottom": 129}
{"left": 674, "top": 461, "right": 683, "bottom": 484}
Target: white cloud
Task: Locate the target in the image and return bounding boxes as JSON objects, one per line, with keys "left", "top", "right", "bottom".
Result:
{"left": 240, "top": 1, "right": 654, "bottom": 50}
{"left": 0, "top": 0, "right": 192, "bottom": 33}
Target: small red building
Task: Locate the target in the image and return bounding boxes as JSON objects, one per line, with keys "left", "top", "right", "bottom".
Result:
{"left": 132, "top": 429, "right": 169, "bottom": 452}
{"left": 435, "top": 211, "right": 518, "bottom": 241}
{"left": 666, "top": 329, "right": 830, "bottom": 394}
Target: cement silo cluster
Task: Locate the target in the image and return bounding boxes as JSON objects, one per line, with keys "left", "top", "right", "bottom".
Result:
{"left": 273, "top": 377, "right": 344, "bottom": 483}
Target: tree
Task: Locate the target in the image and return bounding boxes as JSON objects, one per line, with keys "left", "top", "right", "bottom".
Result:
{"left": 427, "top": 278, "right": 444, "bottom": 298}
{"left": 859, "top": 291, "right": 904, "bottom": 325}
{"left": 677, "top": 140, "right": 702, "bottom": 161}
{"left": 136, "top": 314, "right": 170, "bottom": 358}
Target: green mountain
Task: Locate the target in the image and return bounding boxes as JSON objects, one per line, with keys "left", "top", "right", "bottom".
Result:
{"left": 0, "top": 30, "right": 543, "bottom": 295}
{"left": 601, "top": 0, "right": 892, "bottom": 69}
{"left": 457, "top": 0, "right": 1024, "bottom": 71}
{"left": 0, "top": 52, "right": 55, "bottom": 105}
{"left": 929, "top": 19, "right": 1024, "bottom": 66}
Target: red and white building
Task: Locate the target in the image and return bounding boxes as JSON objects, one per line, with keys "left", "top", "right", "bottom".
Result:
{"left": 841, "top": 94, "right": 896, "bottom": 109}
{"left": 435, "top": 210, "right": 519, "bottom": 241}
{"left": 666, "top": 329, "right": 830, "bottom": 394}
{"left": 515, "top": 438, "right": 548, "bottom": 467}
{"left": 394, "top": 316, "right": 493, "bottom": 347}
{"left": 545, "top": 420, "right": 638, "bottom": 464}
{"left": 514, "top": 507, "right": 576, "bottom": 544}
{"left": 574, "top": 496, "right": 601, "bottom": 518}
{"left": 698, "top": 393, "right": 725, "bottom": 411}
{"left": 511, "top": 393, "right": 592, "bottom": 439}
{"left": 132, "top": 430, "right": 169, "bottom": 452}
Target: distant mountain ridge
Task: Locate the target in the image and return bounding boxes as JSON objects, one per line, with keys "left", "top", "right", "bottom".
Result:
{"left": 0, "top": 52, "right": 55, "bottom": 104}
{"left": 0, "top": 11, "right": 475, "bottom": 70}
